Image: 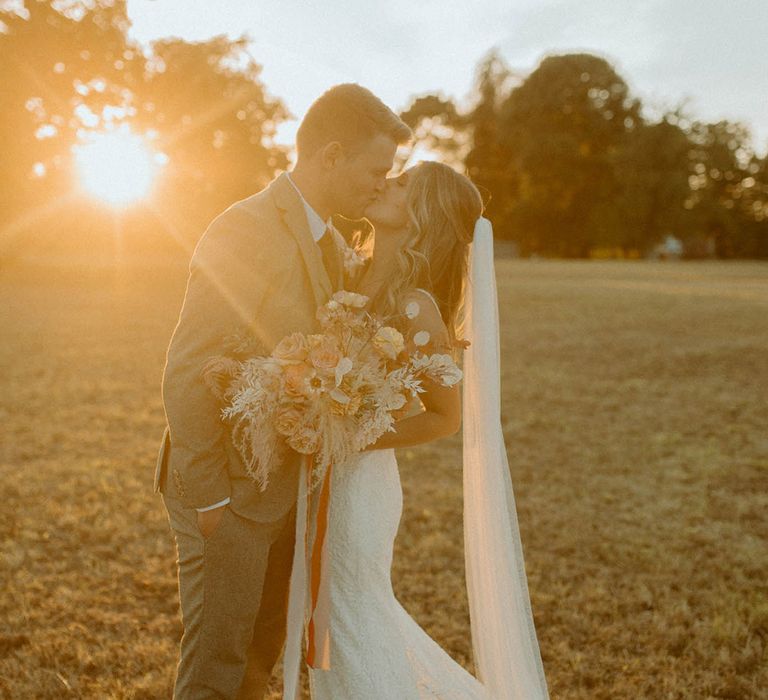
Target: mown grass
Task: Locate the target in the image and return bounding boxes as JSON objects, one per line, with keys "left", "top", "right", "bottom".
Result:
{"left": 0, "top": 259, "right": 766, "bottom": 699}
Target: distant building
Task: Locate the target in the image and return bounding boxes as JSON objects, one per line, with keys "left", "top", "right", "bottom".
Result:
{"left": 649, "top": 235, "right": 683, "bottom": 260}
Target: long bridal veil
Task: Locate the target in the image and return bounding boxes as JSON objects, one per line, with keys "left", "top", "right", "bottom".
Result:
{"left": 462, "top": 218, "right": 550, "bottom": 699}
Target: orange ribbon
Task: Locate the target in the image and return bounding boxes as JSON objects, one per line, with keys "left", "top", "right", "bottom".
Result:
{"left": 282, "top": 454, "right": 334, "bottom": 699}
{"left": 305, "top": 453, "right": 333, "bottom": 669}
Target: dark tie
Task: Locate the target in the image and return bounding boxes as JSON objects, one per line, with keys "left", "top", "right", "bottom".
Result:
{"left": 317, "top": 226, "right": 340, "bottom": 288}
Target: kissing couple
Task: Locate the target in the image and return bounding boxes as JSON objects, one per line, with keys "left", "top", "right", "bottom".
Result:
{"left": 154, "top": 83, "right": 549, "bottom": 699}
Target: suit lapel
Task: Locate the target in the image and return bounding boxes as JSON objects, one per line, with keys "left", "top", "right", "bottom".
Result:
{"left": 328, "top": 226, "right": 347, "bottom": 291}
{"left": 271, "top": 173, "right": 333, "bottom": 307}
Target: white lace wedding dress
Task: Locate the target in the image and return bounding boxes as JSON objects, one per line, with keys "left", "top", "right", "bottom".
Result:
{"left": 308, "top": 447, "right": 490, "bottom": 700}
{"left": 284, "top": 222, "right": 549, "bottom": 700}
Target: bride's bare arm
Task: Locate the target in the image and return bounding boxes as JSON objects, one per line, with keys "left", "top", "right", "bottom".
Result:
{"left": 363, "top": 290, "right": 462, "bottom": 450}
{"left": 363, "top": 379, "right": 460, "bottom": 450}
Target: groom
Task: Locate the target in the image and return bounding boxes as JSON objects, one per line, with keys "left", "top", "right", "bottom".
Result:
{"left": 154, "top": 83, "right": 411, "bottom": 699}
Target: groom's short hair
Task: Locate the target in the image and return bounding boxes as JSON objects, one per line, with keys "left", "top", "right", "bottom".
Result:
{"left": 297, "top": 83, "right": 411, "bottom": 158}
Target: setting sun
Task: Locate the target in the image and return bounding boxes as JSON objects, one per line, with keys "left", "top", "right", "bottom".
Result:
{"left": 73, "top": 127, "right": 164, "bottom": 206}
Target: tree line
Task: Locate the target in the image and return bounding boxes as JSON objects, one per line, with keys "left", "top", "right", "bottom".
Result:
{"left": 2, "top": 0, "right": 766, "bottom": 261}
{"left": 402, "top": 52, "right": 768, "bottom": 258}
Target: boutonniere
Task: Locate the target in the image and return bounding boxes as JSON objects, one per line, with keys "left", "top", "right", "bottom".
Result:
{"left": 341, "top": 242, "right": 368, "bottom": 277}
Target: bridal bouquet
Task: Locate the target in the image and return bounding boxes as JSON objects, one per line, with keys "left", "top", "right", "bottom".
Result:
{"left": 202, "top": 290, "right": 462, "bottom": 491}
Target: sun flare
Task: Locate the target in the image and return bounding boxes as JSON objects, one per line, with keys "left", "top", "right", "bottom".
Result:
{"left": 74, "top": 128, "right": 164, "bottom": 206}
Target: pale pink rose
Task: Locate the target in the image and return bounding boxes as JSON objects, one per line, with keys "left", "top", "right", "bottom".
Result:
{"left": 283, "top": 362, "right": 314, "bottom": 397}
{"left": 288, "top": 426, "right": 321, "bottom": 454}
{"left": 275, "top": 406, "right": 304, "bottom": 437}
{"left": 273, "top": 332, "right": 308, "bottom": 363}
{"left": 308, "top": 337, "right": 341, "bottom": 373}
{"left": 200, "top": 355, "right": 240, "bottom": 401}
{"left": 373, "top": 326, "right": 405, "bottom": 360}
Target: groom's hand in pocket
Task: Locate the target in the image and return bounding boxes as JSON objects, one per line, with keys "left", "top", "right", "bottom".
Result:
{"left": 197, "top": 505, "right": 227, "bottom": 540}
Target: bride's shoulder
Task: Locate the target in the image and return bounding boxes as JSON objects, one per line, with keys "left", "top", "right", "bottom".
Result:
{"left": 402, "top": 288, "right": 451, "bottom": 349}
{"left": 406, "top": 286, "right": 439, "bottom": 310}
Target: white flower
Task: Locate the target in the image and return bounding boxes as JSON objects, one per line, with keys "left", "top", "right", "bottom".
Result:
{"left": 422, "top": 353, "right": 463, "bottom": 386}
{"left": 343, "top": 245, "right": 367, "bottom": 274}
{"left": 413, "top": 330, "right": 430, "bottom": 347}
{"left": 376, "top": 384, "right": 408, "bottom": 411}
{"left": 405, "top": 301, "right": 420, "bottom": 319}
{"left": 404, "top": 377, "right": 425, "bottom": 395}
{"left": 332, "top": 290, "right": 368, "bottom": 308}
{"left": 329, "top": 387, "right": 351, "bottom": 404}
{"left": 388, "top": 366, "right": 424, "bottom": 396}
{"left": 438, "top": 364, "right": 463, "bottom": 386}
{"left": 373, "top": 326, "right": 405, "bottom": 360}
{"left": 334, "top": 356, "right": 353, "bottom": 386}
{"left": 210, "top": 282, "right": 464, "bottom": 497}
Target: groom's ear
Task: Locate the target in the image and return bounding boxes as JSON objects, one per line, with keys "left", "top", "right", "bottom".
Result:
{"left": 319, "top": 141, "right": 345, "bottom": 170}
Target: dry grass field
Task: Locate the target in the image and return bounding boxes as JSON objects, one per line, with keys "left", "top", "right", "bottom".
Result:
{"left": 0, "top": 258, "right": 766, "bottom": 699}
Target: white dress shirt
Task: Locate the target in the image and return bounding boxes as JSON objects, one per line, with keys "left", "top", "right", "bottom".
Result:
{"left": 196, "top": 174, "right": 330, "bottom": 512}
{"left": 287, "top": 172, "right": 331, "bottom": 243}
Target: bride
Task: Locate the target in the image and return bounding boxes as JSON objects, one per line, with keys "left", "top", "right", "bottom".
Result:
{"left": 284, "top": 161, "right": 549, "bottom": 700}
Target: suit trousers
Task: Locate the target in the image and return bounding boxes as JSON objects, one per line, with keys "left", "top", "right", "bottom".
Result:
{"left": 162, "top": 493, "right": 296, "bottom": 699}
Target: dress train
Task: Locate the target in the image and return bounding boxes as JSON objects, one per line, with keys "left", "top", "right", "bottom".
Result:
{"left": 308, "top": 448, "right": 489, "bottom": 700}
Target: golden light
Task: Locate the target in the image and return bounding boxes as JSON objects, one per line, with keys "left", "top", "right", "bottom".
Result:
{"left": 73, "top": 127, "right": 164, "bottom": 207}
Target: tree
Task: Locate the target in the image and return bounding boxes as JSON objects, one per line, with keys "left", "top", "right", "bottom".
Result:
{"left": 0, "top": 0, "right": 141, "bottom": 253}
{"left": 684, "top": 120, "right": 764, "bottom": 257}
{"left": 496, "top": 53, "right": 642, "bottom": 256}
{"left": 593, "top": 114, "right": 693, "bottom": 254}
{"left": 398, "top": 48, "right": 766, "bottom": 258}
{"left": 135, "top": 35, "right": 289, "bottom": 231}
{"left": 399, "top": 51, "right": 520, "bottom": 236}
{"left": 738, "top": 153, "right": 768, "bottom": 257}
{"left": 399, "top": 93, "right": 466, "bottom": 168}
{"left": 0, "top": 0, "right": 289, "bottom": 262}
{"left": 463, "top": 50, "right": 520, "bottom": 236}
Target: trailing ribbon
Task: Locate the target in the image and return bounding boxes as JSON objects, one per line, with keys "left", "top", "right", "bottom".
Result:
{"left": 283, "top": 454, "right": 333, "bottom": 699}
{"left": 307, "top": 455, "right": 332, "bottom": 668}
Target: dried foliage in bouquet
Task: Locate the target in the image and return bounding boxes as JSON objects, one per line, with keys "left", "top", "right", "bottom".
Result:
{"left": 202, "top": 290, "right": 462, "bottom": 491}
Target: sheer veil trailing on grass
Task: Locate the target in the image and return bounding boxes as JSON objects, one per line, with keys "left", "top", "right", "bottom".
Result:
{"left": 463, "top": 217, "right": 550, "bottom": 699}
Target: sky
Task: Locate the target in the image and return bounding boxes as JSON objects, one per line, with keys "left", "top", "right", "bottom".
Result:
{"left": 126, "top": 0, "right": 768, "bottom": 157}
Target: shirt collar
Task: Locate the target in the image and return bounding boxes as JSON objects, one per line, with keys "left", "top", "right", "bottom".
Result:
{"left": 286, "top": 172, "right": 330, "bottom": 243}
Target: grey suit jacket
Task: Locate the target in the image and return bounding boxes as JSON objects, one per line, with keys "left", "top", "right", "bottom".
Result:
{"left": 154, "top": 172, "right": 346, "bottom": 523}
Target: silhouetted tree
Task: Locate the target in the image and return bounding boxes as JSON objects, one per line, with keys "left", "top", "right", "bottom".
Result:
{"left": 135, "top": 35, "right": 289, "bottom": 231}
{"left": 496, "top": 53, "right": 642, "bottom": 256}
{"left": 400, "top": 93, "right": 465, "bottom": 167}
{"left": 0, "top": 0, "right": 141, "bottom": 253}
{"left": 399, "top": 49, "right": 768, "bottom": 258}
{"left": 0, "top": 0, "right": 288, "bottom": 261}
{"left": 683, "top": 119, "right": 765, "bottom": 257}
{"left": 739, "top": 152, "right": 768, "bottom": 257}
{"left": 592, "top": 114, "right": 693, "bottom": 253}
{"left": 463, "top": 51, "right": 520, "bottom": 234}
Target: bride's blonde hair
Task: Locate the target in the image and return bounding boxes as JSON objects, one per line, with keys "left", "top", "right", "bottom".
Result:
{"left": 361, "top": 161, "right": 484, "bottom": 349}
